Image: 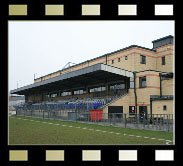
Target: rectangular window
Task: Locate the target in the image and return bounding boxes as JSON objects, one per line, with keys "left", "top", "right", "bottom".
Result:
{"left": 74, "top": 89, "right": 85, "bottom": 95}
{"left": 163, "top": 105, "right": 167, "bottom": 110}
{"left": 118, "top": 58, "right": 120, "bottom": 62}
{"left": 90, "top": 86, "right": 106, "bottom": 93}
{"left": 61, "top": 91, "right": 71, "bottom": 96}
{"left": 125, "top": 56, "right": 128, "bottom": 60}
{"left": 139, "top": 76, "right": 146, "bottom": 88}
{"left": 112, "top": 60, "right": 114, "bottom": 64}
{"left": 162, "top": 56, "right": 166, "bottom": 65}
{"left": 90, "top": 89, "right": 94, "bottom": 93}
{"left": 50, "top": 93, "right": 57, "bottom": 98}
{"left": 140, "top": 55, "right": 146, "bottom": 64}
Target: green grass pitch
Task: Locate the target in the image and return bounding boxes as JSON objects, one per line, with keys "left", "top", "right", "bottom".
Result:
{"left": 9, "top": 115, "right": 173, "bottom": 145}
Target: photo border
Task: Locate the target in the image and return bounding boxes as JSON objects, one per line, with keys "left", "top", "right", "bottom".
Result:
{"left": 0, "top": 0, "right": 180, "bottom": 165}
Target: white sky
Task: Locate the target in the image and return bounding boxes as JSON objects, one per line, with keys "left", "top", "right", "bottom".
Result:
{"left": 9, "top": 21, "right": 174, "bottom": 91}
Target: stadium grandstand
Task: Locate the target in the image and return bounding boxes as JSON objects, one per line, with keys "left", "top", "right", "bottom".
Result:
{"left": 10, "top": 35, "right": 174, "bottom": 125}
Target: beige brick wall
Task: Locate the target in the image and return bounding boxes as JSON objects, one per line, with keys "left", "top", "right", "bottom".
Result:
{"left": 155, "top": 44, "right": 174, "bottom": 72}
{"left": 107, "top": 47, "right": 157, "bottom": 72}
{"left": 136, "top": 71, "right": 160, "bottom": 112}
{"left": 28, "top": 94, "right": 42, "bottom": 102}
{"left": 162, "top": 78, "right": 174, "bottom": 95}
{"left": 103, "top": 89, "right": 135, "bottom": 115}
{"left": 152, "top": 100, "right": 173, "bottom": 115}
{"left": 34, "top": 43, "right": 174, "bottom": 84}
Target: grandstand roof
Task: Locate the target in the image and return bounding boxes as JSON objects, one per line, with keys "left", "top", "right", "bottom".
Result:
{"left": 10, "top": 63, "right": 133, "bottom": 95}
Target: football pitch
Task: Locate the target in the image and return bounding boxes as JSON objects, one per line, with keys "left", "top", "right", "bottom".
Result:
{"left": 9, "top": 115, "right": 173, "bottom": 145}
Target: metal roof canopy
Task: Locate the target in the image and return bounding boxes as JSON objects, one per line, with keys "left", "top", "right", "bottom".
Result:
{"left": 10, "top": 63, "right": 133, "bottom": 95}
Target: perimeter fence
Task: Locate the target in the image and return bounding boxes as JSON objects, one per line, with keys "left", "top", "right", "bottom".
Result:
{"left": 15, "top": 105, "right": 173, "bottom": 132}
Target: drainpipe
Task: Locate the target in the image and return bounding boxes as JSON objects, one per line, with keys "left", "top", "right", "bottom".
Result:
{"left": 150, "top": 98, "right": 152, "bottom": 117}
{"left": 133, "top": 72, "right": 137, "bottom": 115}
{"left": 159, "top": 73, "right": 162, "bottom": 97}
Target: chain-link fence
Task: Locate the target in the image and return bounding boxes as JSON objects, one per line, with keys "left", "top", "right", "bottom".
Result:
{"left": 15, "top": 106, "right": 173, "bottom": 132}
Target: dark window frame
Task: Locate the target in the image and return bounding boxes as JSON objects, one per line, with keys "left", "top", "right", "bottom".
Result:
{"left": 139, "top": 76, "right": 147, "bottom": 88}
{"left": 140, "top": 55, "right": 146, "bottom": 64}
{"left": 163, "top": 105, "right": 167, "bottom": 111}
{"left": 112, "top": 60, "right": 114, "bottom": 64}
{"left": 118, "top": 58, "right": 120, "bottom": 62}
{"left": 125, "top": 56, "right": 128, "bottom": 60}
{"left": 162, "top": 56, "right": 166, "bottom": 65}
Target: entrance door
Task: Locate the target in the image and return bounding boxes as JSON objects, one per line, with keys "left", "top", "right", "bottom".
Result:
{"left": 139, "top": 106, "right": 147, "bottom": 121}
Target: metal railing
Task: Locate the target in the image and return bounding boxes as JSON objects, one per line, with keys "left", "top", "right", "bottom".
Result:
{"left": 15, "top": 106, "right": 173, "bottom": 132}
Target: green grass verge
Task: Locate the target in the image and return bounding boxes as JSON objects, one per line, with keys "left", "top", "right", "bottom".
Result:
{"left": 9, "top": 115, "right": 173, "bottom": 145}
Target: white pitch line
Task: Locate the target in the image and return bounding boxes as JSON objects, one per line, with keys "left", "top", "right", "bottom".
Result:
{"left": 158, "top": 139, "right": 165, "bottom": 141}
{"left": 13, "top": 117, "right": 172, "bottom": 144}
{"left": 166, "top": 141, "right": 172, "bottom": 145}
{"left": 166, "top": 140, "right": 172, "bottom": 142}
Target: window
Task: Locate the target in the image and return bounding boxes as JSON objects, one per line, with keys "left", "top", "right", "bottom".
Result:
{"left": 112, "top": 60, "right": 114, "bottom": 64}
{"left": 162, "top": 56, "right": 166, "bottom": 65}
{"left": 125, "top": 56, "right": 128, "bottom": 60}
{"left": 61, "top": 91, "right": 71, "bottom": 96}
{"left": 74, "top": 89, "right": 86, "bottom": 95}
{"left": 50, "top": 93, "right": 57, "bottom": 98}
{"left": 118, "top": 58, "right": 120, "bottom": 62}
{"left": 89, "top": 86, "right": 106, "bottom": 93}
{"left": 139, "top": 76, "right": 146, "bottom": 88}
{"left": 110, "top": 83, "right": 125, "bottom": 90}
{"left": 140, "top": 55, "right": 146, "bottom": 64}
{"left": 163, "top": 105, "right": 167, "bottom": 111}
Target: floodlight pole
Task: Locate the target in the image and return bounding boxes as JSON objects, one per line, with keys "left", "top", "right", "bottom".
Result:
{"left": 17, "top": 80, "right": 20, "bottom": 88}
{"left": 34, "top": 73, "right": 37, "bottom": 80}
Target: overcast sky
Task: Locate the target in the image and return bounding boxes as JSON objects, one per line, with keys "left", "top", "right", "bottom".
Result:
{"left": 9, "top": 21, "right": 174, "bottom": 91}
